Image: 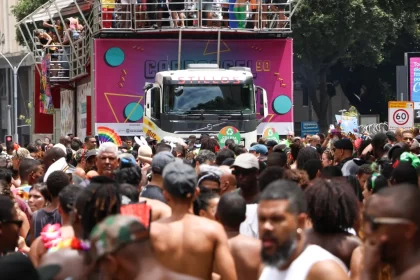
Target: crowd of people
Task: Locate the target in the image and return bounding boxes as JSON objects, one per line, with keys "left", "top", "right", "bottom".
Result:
{"left": 100, "top": 0, "right": 289, "bottom": 29}
{"left": 0, "top": 128, "right": 420, "bottom": 279}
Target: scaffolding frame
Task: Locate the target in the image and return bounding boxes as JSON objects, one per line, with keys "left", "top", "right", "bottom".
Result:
{"left": 17, "top": 0, "right": 92, "bottom": 81}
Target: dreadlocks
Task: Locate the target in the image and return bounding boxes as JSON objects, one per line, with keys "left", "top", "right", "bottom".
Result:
{"left": 75, "top": 176, "right": 121, "bottom": 239}
{"left": 305, "top": 178, "right": 359, "bottom": 234}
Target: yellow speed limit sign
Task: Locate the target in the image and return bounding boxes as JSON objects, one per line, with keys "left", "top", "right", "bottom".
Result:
{"left": 388, "top": 101, "right": 414, "bottom": 131}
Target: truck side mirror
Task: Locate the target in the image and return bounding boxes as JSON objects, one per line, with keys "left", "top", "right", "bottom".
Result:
{"left": 174, "top": 86, "right": 184, "bottom": 97}
{"left": 144, "top": 82, "right": 153, "bottom": 91}
{"left": 256, "top": 86, "right": 268, "bottom": 119}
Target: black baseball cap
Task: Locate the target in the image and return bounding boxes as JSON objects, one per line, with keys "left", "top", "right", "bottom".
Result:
{"left": 0, "top": 253, "right": 61, "bottom": 280}
{"left": 152, "top": 151, "right": 175, "bottom": 174}
{"left": 386, "top": 131, "right": 397, "bottom": 143}
{"left": 265, "top": 140, "right": 278, "bottom": 147}
{"left": 333, "top": 139, "right": 353, "bottom": 150}
{"left": 86, "top": 149, "right": 98, "bottom": 159}
{"left": 163, "top": 160, "right": 197, "bottom": 198}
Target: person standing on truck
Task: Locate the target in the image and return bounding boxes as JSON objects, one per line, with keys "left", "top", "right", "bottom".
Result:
{"left": 168, "top": 0, "right": 185, "bottom": 27}
{"left": 260, "top": 0, "right": 269, "bottom": 28}
{"left": 135, "top": 0, "right": 147, "bottom": 28}
{"left": 228, "top": 0, "right": 246, "bottom": 28}
{"left": 198, "top": 0, "right": 213, "bottom": 26}
{"left": 233, "top": 0, "right": 247, "bottom": 28}
{"left": 271, "top": 0, "right": 288, "bottom": 28}
{"left": 101, "top": 0, "right": 115, "bottom": 28}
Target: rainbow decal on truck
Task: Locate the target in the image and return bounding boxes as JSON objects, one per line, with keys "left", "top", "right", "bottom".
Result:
{"left": 94, "top": 38, "right": 293, "bottom": 136}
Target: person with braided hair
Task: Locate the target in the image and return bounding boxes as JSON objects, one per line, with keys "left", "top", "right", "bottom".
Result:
{"left": 305, "top": 178, "right": 361, "bottom": 268}
{"left": 72, "top": 177, "right": 121, "bottom": 240}
{"left": 34, "top": 179, "right": 121, "bottom": 280}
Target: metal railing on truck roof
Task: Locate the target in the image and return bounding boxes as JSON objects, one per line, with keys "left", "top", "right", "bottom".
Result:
{"left": 91, "top": 0, "right": 301, "bottom": 34}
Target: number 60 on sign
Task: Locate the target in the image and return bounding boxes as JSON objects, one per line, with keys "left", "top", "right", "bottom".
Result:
{"left": 388, "top": 101, "right": 414, "bottom": 131}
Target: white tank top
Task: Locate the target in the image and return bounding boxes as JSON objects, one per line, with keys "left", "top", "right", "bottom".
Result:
{"left": 259, "top": 245, "right": 347, "bottom": 280}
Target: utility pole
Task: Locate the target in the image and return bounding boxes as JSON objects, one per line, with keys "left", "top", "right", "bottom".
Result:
{"left": 0, "top": 52, "right": 30, "bottom": 144}
{"left": 7, "top": 105, "right": 11, "bottom": 136}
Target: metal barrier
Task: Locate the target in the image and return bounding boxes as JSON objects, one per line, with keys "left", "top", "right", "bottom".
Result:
{"left": 93, "top": 0, "right": 294, "bottom": 32}
{"left": 358, "top": 123, "right": 389, "bottom": 136}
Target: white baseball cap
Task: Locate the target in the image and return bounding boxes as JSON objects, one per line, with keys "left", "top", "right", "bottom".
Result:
{"left": 232, "top": 153, "right": 259, "bottom": 170}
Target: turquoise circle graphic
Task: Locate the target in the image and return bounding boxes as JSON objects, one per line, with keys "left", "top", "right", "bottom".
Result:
{"left": 273, "top": 95, "right": 292, "bottom": 115}
{"left": 105, "top": 47, "right": 125, "bottom": 67}
{"left": 124, "top": 103, "right": 144, "bottom": 122}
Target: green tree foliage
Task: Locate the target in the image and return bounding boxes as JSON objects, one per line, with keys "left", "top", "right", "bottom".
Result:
{"left": 11, "top": 0, "right": 49, "bottom": 46}
{"left": 343, "top": 106, "right": 359, "bottom": 118}
{"left": 334, "top": 23, "right": 420, "bottom": 121}
{"left": 293, "top": 0, "right": 420, "bottom": 128}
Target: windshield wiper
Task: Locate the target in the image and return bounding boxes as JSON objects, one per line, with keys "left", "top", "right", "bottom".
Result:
{"left": 183, "top": 110, "right": 204, "bottom": 114}
{"left": 183, "top": 109, "right": 205, "bottom": 120}
{"left": 227, "top": 110, "right": 244, "bottom": 116}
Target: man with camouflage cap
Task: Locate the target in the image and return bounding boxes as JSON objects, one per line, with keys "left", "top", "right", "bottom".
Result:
{"left": 89, "top": 214, "right": 198, "bottom": 279}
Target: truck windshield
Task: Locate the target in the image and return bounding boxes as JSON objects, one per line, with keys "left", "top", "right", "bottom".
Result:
{"left": 164, "top": 84, "right": 255, "bottom": 113}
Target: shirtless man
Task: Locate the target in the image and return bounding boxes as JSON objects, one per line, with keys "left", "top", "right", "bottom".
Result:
{"left": 90, "top": 215, "right": 198, "bottom": 280}
{"left": 151, "top": 161, "right": 237, "bottom": 280}
{"left": 139, "top": 197, "right": 171, "bottom": 221}
{"left": 359, "top": 185, "right": 420, "bottom": 280}
{"left": 258, "top": 180, "right": 349, "bottom": 280}
{"left": 40, "top": 249, "right": 86, "bottom": 279}
{"left": 216, "top": 193, "right": 261, "bottom": 280}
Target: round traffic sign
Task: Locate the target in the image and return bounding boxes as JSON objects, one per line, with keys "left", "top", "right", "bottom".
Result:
{"left": 393, "top": 109, "right": 409, "bottom": 125}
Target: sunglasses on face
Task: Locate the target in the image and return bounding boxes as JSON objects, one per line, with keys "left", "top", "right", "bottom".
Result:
{"left": 201, "top": 186, "right": 221, "bottom": 194}
{"left": 212, "top": 188, "right": 221, "bottom": 194}
{"left": 364, "top": 214, "right": 413, "bottom": 232}
{"left": 0, "top": 220, "right": 23, "bottom": 228}
{"left": 232, "top": 168, "right": 256, "bottom": 176}
{"left": 403, "top": 137, "right": 413, "bottom": 141}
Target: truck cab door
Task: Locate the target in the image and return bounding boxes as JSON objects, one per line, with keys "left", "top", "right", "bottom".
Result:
{"left": 256, "top": 86, "right": 268, "bottom": 120}
{"left": 144, "top": 89, "right": 152, "bottom": 118}
{"left": 150, "top": 85, "right": 161, "bottom": 120}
